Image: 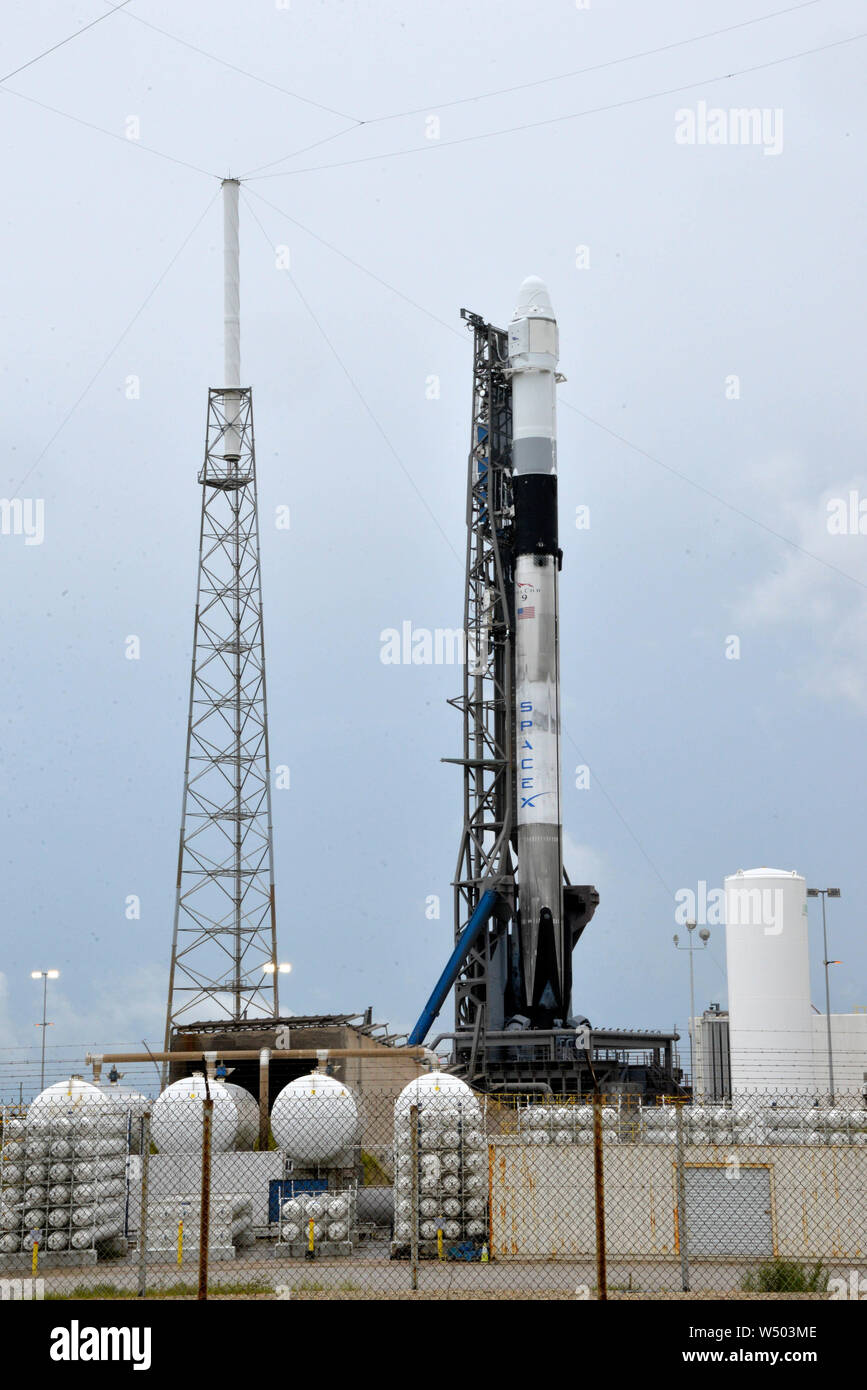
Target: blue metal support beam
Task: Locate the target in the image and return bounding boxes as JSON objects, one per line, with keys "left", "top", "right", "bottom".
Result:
{"left": 408, "top": 889, "right": 499, "bottom": 1046}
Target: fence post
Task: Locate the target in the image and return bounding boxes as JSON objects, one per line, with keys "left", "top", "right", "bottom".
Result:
{"left": 198, "top": 1096, "right": 213, "bottom": 1301}
{"left": 410, "top": 1103, "right": 420, "bottom": 1292}
{"left": 592, "top": 1092, "right": 607, "bottom": 1302}
{"left": 137, "top": 1111, "right": 151, "bottom": 1298}
{"left": 674, "top": 1102, "right": 690, "bottom": 1292}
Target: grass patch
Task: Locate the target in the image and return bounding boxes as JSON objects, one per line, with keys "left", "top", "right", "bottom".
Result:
{"left": 46, "top": 1279, "right": 276, "bottom": 1301}
{"left": 742, "top": 1260, "right": 826, "bottom": 1294}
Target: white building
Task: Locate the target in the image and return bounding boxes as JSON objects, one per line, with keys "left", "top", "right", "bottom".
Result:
{"left": 812, "top": 1012, "right": 867, "bottom": 1097}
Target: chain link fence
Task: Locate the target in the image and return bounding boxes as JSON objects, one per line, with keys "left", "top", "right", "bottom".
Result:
{"left": 2, "top": 1075, "right": 865, "bottom": 1300}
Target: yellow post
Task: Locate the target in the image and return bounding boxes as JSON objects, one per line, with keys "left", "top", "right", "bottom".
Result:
{"left": 437, "top": 1227, "right": 444, "bottom": 1261}
{"left": 31, "top": 1241, "right": 38, "bottom": 1277}
{"left": 306, "top": 1217, "right": 315, "bottom": 1260}
{"left": 177, "top": 1220, "right": 183, "bottom": 1265}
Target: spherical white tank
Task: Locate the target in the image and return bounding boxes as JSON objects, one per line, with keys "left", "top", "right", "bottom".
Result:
{"left": 270, "top": 1073, "right": 360, "bottom": 1165}
{"left": 725, "top": 868, "right": 815, "bottom": 1095}
{"left": 151, "top": 1075, "right": 256, "bottom": 1154}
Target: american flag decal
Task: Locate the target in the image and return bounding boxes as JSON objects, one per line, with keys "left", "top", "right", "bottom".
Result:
{"left": 517, "top": 606, "right": 535, "bottom": 619}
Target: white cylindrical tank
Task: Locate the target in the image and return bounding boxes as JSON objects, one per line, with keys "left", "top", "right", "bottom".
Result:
{"left": 27, "top": 1078, "right": 103, "bottom": 1130}
{"left": 725, "top": 868, "right": 815, "bottom": 1095}
{"left": 270, "top": 1073, "right": 360, "bottom": 1165}
{"left": 151, "top": 1075, "right": 256, "bottom": 1154}
{"left": 94, "top": 1083, "right": 151, "bottom": 1153}
{"left": 394, "top": 1071, "right": 482, "bottom": 1131}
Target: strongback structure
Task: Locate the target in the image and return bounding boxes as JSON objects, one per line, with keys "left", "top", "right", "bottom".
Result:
{"left": 446, "top": 312, "right": 516, "bottom": 1043}
{"left": 164, "top": 180, "right": 279, "bottom": 1048}
{"left": 410, "top": 298, "right": 683, "bottom": 1099}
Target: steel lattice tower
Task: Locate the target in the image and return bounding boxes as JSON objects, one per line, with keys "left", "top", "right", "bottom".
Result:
{"left": 164, "top": 180, "right": 279, "bottom": 1045}
{"left": 446, "top": 311, "right": 515, "bottom": 1052}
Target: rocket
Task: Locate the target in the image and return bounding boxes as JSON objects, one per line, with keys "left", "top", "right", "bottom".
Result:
{"left": 509, "top": 277, "right": 565, "bottom": 1021}
{"left": 407, "top": 278, "right": 598, "bottom": 1055}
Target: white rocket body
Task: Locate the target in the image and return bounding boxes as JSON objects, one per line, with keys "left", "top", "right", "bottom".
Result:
{"left": 508, "top": 278, "right": 564, "bottom": 1012}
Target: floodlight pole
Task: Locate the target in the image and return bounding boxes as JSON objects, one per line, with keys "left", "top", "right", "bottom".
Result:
{"left": 808, "top": 888, "right": 839, "bottom": 1104}
{"left": 32, "top": 971, "right": 58, "bottom": 1091}
{"left": 39, "top": 973, "right": 48, "bottom": 1090}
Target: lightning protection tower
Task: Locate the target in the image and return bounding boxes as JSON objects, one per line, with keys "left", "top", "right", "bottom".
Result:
{"left": 163, "top": 179, "right": 279, "bottom": 1051}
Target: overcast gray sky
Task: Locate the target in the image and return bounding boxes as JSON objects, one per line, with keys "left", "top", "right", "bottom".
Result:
{"left": 1, "top": 0, "right": 865, "bottom": 1091}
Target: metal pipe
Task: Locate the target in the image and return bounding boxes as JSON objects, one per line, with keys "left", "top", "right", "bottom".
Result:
{"left": 86, "top": 1047, "right": 428, "bottom": 1066}
{"left": 486, "top": 1081, "right": 552, "bottom": 1094}
{"left": 433, "top": 1028, "right": 679, "bottom": 1044}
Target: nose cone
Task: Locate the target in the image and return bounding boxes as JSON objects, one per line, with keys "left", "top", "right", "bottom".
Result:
{"left": 513, "top": 276, "right": 554, "bottom": 320}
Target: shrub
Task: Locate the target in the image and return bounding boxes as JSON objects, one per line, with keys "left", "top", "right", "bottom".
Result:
{"left": 742, "top": 1259, "right": 826, "bottom": 1293}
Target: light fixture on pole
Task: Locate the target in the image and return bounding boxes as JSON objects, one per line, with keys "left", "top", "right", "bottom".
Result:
{"left": 673, "top": 922, "right": 710, "bottom": 1092}
{"left": 31, "top": 969, "right": 59, "bottom": 1091}
{"left": 807, "top": 887, "right": 841, "bottom": 1103}
{"left": 262, "top": 961, "right": 291, "bottom": 1011}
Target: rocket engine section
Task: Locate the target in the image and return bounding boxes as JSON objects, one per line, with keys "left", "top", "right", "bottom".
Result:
{"left": 508, "top": 278, "right": 567, "bottom": 1025}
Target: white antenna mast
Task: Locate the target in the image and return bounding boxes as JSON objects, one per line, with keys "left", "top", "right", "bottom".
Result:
{"left": 222, "top": 176, "right": 241, "bottom": 458}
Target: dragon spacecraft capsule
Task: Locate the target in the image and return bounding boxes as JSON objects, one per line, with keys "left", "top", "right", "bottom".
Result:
{"left": 509, "top": 276, "right": 565, "bottom": 1015}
